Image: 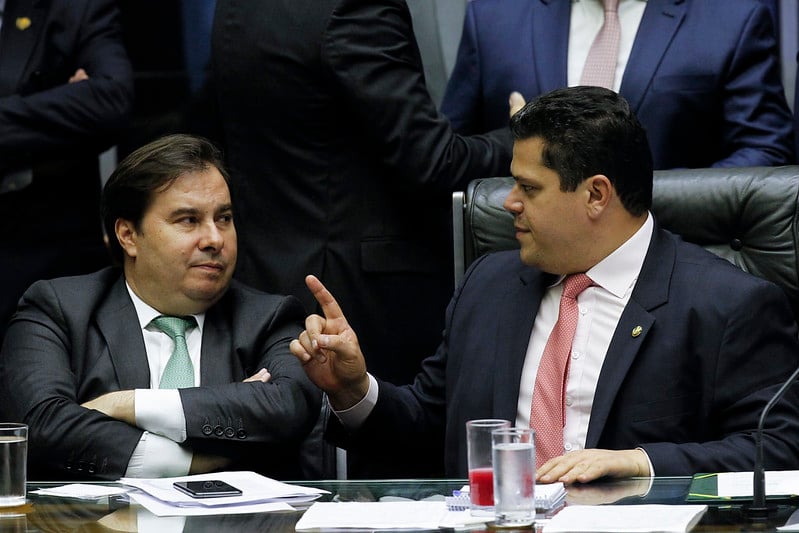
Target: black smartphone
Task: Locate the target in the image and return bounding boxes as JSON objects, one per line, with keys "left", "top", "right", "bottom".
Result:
{"left": 173, "top": 480, "right": 243, "bottom": 498}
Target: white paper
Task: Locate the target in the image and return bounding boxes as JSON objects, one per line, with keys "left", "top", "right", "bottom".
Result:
{"left": 31, "top": 484, "right": 131, "bottom": 500}
{"left": 542, "top": 504, "right": 707, "bottom": 533}
{"left": 295, "top": 501, "right": 489, "bottom": 530}
{"left": 716, "top": 471, "right": 799, "bottom": 498}
{"left": 128, "top": 491, "right": 293, "bottom": 517}
{"left": 118, "top": 471, "right": 327, "bottom": 508}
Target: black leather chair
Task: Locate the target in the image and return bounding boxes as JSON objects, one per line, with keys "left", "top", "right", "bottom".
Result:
{"left": 452, "top": 166, "right": 799, "bottom": 320}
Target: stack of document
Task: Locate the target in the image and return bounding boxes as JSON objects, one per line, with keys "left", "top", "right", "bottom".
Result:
{"left": 119, "top": 471, "right": 328, "bottom": 517}
{"left": 536, "top": 482, "right": 567, "bottom": 511}
{"left": 457, "top": 482, "right": 566, "bottom": 511}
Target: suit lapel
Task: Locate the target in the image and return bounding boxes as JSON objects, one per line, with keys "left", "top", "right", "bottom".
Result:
{"left": 493, "top": 269, "right": 551, "bottom": 423}
{"left": 96, "top": 277, "right": 151, "bottom": 390}
{"left": 532, "top": 0, "right": 570, "bottom": 94}
{"left": 0, "top": 0, "right": 48, "bottom": 96}
{"left": 620, "top": 0, "right": 687, "bottom": 113}
{"left": 199, "top": 307, "right": 236, "bottom": 385}
{"left": 585, "top": 226, "right": 675, "bottom": 447}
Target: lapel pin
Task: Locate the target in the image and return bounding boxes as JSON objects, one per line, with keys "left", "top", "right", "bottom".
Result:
{"left": 631, "top": 325, "right": 643, "bottom": 338}
{"left": 16, "top": 17, "right": 31, "bottom": 31}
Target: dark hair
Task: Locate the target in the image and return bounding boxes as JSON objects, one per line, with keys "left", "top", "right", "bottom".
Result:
{"left": 509, "top": 86, "right": 652, "bottom": 215}
{"left": 101, "top": 134, "right": 230, "bottom": 264}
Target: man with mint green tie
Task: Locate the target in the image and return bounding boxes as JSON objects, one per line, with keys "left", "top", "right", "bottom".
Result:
{"left": 0, "top": 134, "right": 321, "bottom": 481}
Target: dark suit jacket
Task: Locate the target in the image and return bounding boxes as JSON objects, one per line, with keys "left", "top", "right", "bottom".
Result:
{"left": 210, "top": 0, "right": 512, "bottom": 391}
{"left": 0, "top": 0, "right": 134, "bottom": 339}
{"left": 0, "top": 268, "right": 322, "bottom": 480}
{"left": 441, "top": 0, "right": 794, "bottom": 169}
{"left": 0, "top": 0, "right": 133, "bottom": 242}
{"left": 329, "top": 225, "right": 799, "bottom": 477}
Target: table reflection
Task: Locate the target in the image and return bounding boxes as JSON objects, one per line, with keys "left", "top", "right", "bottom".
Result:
{"left": 0, "top": 477, "right": 794, "bottom": 532}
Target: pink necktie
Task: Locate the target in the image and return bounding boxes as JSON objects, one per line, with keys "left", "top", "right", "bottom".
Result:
{"left": 531, "top": 273, "right": 593, "bottom": 468}
{"left": 579, "top": 0, "right": 621, "bottom": 89}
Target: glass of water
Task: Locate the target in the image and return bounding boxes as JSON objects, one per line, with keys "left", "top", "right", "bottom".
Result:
{"left": 491, "top": 427, "right": 535, "bottom": 527}
{"left": 0, "top": 424, "right": 27, "bottom": 508}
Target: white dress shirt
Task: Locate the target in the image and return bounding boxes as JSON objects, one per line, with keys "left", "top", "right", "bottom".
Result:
{"left": 124, "top": 283, "right": 206, "bottom": 477}
{"left": 515, "top": 214, "right": 653, "bottom": 454}
{"left": 568, "top": 0, "right": 648, "bottom": 92}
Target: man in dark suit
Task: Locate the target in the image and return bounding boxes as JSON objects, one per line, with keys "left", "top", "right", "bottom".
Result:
{"left": 441, "top": 0, "right": 794, "bottom": 170}
{"left": 0, "top": 134, "right": 321, "bottom": 481}
{"left": 209, "top": 0, "right": 519, "bottom": 477}
{"left": 291, "top": 86, "right": 799, "bottom": 480}
{"left": 0, "top": 0, "right": 134, "bottom": 341}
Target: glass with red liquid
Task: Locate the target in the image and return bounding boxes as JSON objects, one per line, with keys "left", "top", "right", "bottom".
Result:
{"left": 465, "top": 419, "right": 511, "bottom": 515}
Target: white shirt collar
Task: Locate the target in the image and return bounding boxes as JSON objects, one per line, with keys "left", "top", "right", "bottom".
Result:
{"left": 586, "top": 211, "right": 653, "bottom": 298}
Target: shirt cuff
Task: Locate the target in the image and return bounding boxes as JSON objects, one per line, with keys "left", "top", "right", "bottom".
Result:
{"left": 134, "top": 389, "right": 188, "bottom": 443}
{"left": 124, "top": 431, "right": 193, "bottom": 477}
{"left": 636, "top": 447, "right": 656, "bottom": 478}
{"left": 333, "top": 373, "right": 378, "bottom": 429}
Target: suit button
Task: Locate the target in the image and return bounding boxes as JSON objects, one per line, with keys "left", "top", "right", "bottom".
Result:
{"left": 213, "top": 425, "right": 224, "bottom": 436}
{"left": 237, "top": 429, "right": 247, "bottom": 439}
{"left": 78, "top": 461, "right": 87, "bottom": 472}
{"left": 202, "top": 424, "right": 213, "bottom": 436}
{"left": 224, "top": 427, "right": 235, "bottom": 438}
{"left": 65, "top": 461, "right": 74, "bottom": 471}
{"left": 88, "top": 463, "right": 97, "bottom": 474}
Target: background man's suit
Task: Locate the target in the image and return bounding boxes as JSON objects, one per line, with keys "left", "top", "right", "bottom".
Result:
{"left": 329, "top": 225, "right": 799, "bottom": 477}
{"left": 0, "top": 0, "right": 134, "bottom": 340}
{"left": 407, "top": 0, "right": 466, "bottom": 106}
{"left": 210, "top": 0, "right": 511, "bottom": 390}
{"left": 0, "top": 268, "right": 321, "bottom": 480}
{"left": 441, "top": 0, "right": 794, "bottom": 169}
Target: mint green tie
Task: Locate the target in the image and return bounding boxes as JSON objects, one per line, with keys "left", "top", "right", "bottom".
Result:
{"left": 151, "top": 315, "right": 196, "bottom": 389}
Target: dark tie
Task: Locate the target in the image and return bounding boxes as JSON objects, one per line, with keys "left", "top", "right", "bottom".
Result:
{"left": 530, "top": 274, "right": 593, "bottom": 468}
{"left": 151, "top": 315, "right": 196, "bottom": 389}
{"left": 579, "top": 0, "right": 621, "bottom": 89}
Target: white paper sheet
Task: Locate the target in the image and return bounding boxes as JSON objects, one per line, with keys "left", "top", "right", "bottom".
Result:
{"left": 295, "top": 501, "right": 489, "bottom": 530}
{"left": 128, "top": 491, "right": 294, "bottom": 517}
{"left": 119, "top": 471, "right": 327, "bottom": 507}
{"left": 542, "top": 504, "right": 707, "bottom": 533}
{"left": 31, "top": 484, "right": 131, "bottom": 500}
{"left": 716, "top": 471, "right": 799, "bottom": 498}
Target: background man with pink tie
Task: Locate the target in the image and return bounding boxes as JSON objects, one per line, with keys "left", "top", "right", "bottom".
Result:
{"left": 291, "top": 86, "right": 799, "bottom": 482}
{"left": 441, "top": 0, "right": 794, "bottom": 170}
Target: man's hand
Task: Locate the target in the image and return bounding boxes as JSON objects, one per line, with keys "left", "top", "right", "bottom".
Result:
{"left": 81, "top": 390, "right": 135, "bottom": 425}
{"left": 509, "top": 91, "right": 526, "bottom": 117}
{"left": 243, "top": 368, "right": 271, "bottom": 383}
{"left": 289, "top": 275, "right": 369, "bottom": 410}
{"left": 536, "top": 448, "right": 651, "bottom": 485}
{"left": 69, "top": 68, "right": 89, "bottom": 83}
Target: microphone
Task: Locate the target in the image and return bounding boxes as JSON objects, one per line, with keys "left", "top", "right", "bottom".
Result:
{"left": 745, "top": 363, "right": 799, "bottom": 521}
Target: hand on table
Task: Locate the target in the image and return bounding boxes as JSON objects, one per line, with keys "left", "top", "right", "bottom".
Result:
{"left": 537, "top": 448, "right": 651, "bottom": 485}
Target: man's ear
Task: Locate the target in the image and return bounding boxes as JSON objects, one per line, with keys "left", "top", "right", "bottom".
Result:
{"left": 115, "top": 219, "right": 138, "bottom": 258}
{"left": 585, "top": 174, "right": 612, "bottom": 219}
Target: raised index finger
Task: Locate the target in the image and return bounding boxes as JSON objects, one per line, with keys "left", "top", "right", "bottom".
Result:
{"left": 305, "top": 275, "right": 345, "bottom": 320}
